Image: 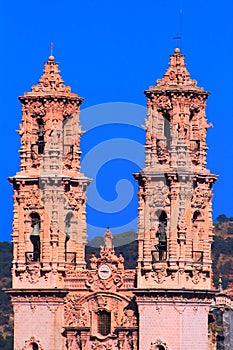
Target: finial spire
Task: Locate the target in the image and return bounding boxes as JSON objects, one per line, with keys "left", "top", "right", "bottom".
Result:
{"left": 49, "top": 42, "right": 55, "bottom": 61}
{"left": 49, "top": 42, "right": 54, "bottom": 56}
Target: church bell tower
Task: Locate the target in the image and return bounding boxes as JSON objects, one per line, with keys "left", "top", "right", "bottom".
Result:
{"left": 9, "top": 54, "right": 91, "bottom": 350}
{"left": 134, "top": 48, "right": 217, "bottom": 350}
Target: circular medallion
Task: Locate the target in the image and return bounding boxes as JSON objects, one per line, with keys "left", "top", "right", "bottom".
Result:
{"left": 98, "top": 264, "right": 111, "bottom": 280}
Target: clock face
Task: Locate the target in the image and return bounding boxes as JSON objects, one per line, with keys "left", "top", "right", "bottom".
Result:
{"left": 98, "top": 264, "right": 111, "bottom": 280}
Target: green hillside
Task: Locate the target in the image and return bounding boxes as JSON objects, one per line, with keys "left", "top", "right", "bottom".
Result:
{"left": 0, "top": 242, "right": 13, "bottom": 350}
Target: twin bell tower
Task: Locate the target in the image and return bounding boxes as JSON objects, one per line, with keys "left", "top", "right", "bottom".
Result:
{"left": 8, "top": 49, "right": 217, "bottom": 350}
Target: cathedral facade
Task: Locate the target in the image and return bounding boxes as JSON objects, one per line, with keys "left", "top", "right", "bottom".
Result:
{"left": 8, "top": 49, "right": 219, "bottom": 350}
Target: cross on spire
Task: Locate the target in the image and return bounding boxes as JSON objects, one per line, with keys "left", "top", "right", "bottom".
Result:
{"left": 173, "top": 35, "right": 181, "bottom": 48}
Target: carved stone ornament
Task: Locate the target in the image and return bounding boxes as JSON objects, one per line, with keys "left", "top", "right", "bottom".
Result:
{"left": 191, "top": 265, "right": 202, "bottom": 285}
{"left": 25, "top": 264, "right": 40, "bottom": 284}
{"left": 66, "top": 334, "right": 80, "bottom": 350}
{"left": 151, "top": 267, "right": 167, "bottom": 284}
{"left": 64, "top": 151, "right": 74, "bottom": 170}
{"left": 156, "top": 139, "right": 170, "bottom": 164}
{"left": 24, "top": 100, "right": 46, "bottom": 117}
{"left": 91, "top": 340, "right": 117, "bottom": 350}
{"left": 149, "top": 183, "right": 169, "bottom": 208}
{"left": 119, "top": 308, "right": 137, "bottom": 327}
{"left": 65, "top": 190, "right": 84, "bottom": 209}
{"left": 31, "top": 144, "right": 42, "bottom": 168}
{"left": 150, "top": 339, "right": 168, "bottom": 350}
{"left": 31, "top": 60, "right": 71, "bottom": 94}
{"left": 63, "top": 102, "right": 80, "bottom": 117}
{"left": 177, "top": 216, "right": 187, "bottom": 233}
{"left": 16, "top": 185, "right": 43, "bottom": 208}
{"left": 86, "top": 267, "right": 124, "bottom": 292}
{"left": 22, "top": 336, "right": 44, "bottom": 350}
{"left": 65, "top": 293, "right": 138, "bottom": 336}
{"left": 191, "top": 187, "right": 212, "bottom": 209}
{"left": 189, "top": 95, "right": 206, "bottom": 112}
{"left": 154, "top": 95, "right": 172, "bottom": 111}
{"left": 155, "top": 48, "right": 199, "bottom": 89}
{"left": 64, "top": 295, "right": 88, "bottom": 327}
{"left": 86, "top": 243, "right": 126, "bottom": 291}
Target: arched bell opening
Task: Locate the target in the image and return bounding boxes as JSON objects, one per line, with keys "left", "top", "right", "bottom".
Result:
{"left": 29, "top": 212, "right": 41, "bottom": 262}
{"left": 37, "top": 118, "right": 45, "bottom": 154}
{"left": 64, "top": 212, "right": 76, "bottom": 264}
{"left": 153, "top": 210, "right": 167, "bottom": 262}
{"left": 163, "top": 112, "right": 171, "bottom": 150}
{"left": 192, "top": 210, "right": 204, "bottom": 262}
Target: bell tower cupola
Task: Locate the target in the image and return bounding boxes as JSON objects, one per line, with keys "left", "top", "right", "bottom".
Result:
{"left": 134, "top": 47, "right": 218, "bottom": 350}
{"left": 135, "top": 47, "right": 217, "bottom": 289}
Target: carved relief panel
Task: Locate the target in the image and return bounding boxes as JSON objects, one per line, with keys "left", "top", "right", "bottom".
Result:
{"left": 64, "top": 292, "right": 138, "bottom": 348}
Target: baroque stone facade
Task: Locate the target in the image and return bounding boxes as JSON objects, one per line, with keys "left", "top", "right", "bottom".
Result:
{"left": 7, "top": 49, "right": 223, "bottom": 350}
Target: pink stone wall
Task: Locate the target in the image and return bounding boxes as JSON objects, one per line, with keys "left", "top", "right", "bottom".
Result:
{"left": 13, "top": 302, "right": 64, "bottom": 350}
{"left": 138, "top": 302, "right": 210, "bottom": 350}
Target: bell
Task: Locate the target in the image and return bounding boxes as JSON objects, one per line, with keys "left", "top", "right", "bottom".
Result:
{"left": 30, "top": 223, "right": 40, "bottom": 236}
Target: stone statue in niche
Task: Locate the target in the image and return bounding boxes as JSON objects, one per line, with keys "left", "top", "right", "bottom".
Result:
{"left": 64, "top": 150, "right": 73, "bottom": 169}
{"left": 156, "top": 140, "right": 169, "bottom": 163}
{"left": 178, "top": 121, "right": 187, "bottom": 139}
{"left": 31, "top": 144, "right": 41, "bottom": 167}
{"left": 49, "top": 119, "right": 61, "bottom": 146}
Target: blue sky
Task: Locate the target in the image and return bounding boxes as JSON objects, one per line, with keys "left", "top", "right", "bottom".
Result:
{"left": 1, "top": 0, "right": 233, "bottom": 241}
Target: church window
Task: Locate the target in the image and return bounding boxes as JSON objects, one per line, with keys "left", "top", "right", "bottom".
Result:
{"left": 98, "top": 311, "right": 111, "bottom": 336}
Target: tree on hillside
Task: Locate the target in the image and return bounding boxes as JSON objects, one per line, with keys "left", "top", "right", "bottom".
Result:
{"left": 216, "top": 214, "right": 228, "bottom": 223}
